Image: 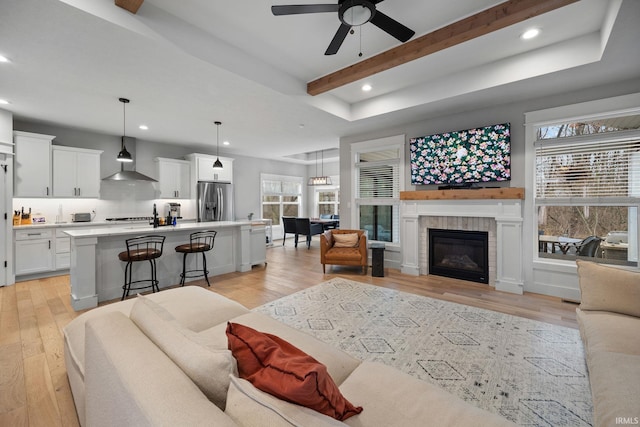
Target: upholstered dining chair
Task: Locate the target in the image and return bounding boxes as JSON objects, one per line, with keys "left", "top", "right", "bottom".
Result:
{"left": 295, "top": 218, "right": 324, "bottom": 249}
{"left": 282, "top": 216, "right": 297, "bottom": 246}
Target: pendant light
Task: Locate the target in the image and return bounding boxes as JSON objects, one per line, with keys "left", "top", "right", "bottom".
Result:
{"left": 308, "top": 149, "right": 332, "bottom": 186}
{"left": 117, "top": 97, "right": 133, "bottom": 162}
{"left": 213, "top": 121, "right": 223, "bottom": 169}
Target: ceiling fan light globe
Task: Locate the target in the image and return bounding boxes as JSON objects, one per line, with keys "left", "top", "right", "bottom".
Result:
{"left": 339, "top": 1, "right": 375, "bottom": 26}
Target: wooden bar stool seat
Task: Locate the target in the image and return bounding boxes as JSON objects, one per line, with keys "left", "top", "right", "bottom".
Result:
{"left": 175, "top": 230, "right": 217, "bottom": 286}
{"left": 118, "top": 235, "right": 166, "bottom": 300}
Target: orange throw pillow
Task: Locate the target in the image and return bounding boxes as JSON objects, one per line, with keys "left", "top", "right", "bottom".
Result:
{"left": 226, "top": 322, "right": 363, "bottom": 421}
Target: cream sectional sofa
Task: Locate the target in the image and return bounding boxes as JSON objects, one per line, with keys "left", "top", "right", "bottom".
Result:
{"left": 575, "top": 260, "right": 640, "bottom": 427}
{"left": 63, "top": 286, "right": 515, "bottom": 426}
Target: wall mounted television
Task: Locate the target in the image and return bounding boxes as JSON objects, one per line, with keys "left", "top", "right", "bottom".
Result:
{"left": 410, "top": 123, "right": 511, "bottom": 185}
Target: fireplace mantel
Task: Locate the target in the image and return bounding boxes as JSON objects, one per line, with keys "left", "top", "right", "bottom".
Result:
{"left": 400, "top": 187, "right": 524, "bottom": 201}
{"left": 400, "top": 195, "right": 523, "bottom": 295}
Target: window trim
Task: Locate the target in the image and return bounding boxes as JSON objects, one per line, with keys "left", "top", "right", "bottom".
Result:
{"left": 350, "top": 135, "right": 405, "bottom": 245}
{"left": 260, "top": 173, "right": 303, "bottom": 228}
{"left": 525, "top": 93, "right": 640, "bottom": 267}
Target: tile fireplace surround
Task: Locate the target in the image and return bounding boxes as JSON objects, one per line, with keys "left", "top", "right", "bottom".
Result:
{"left": 400, "top": 188, "right": 524, "bottom": 295}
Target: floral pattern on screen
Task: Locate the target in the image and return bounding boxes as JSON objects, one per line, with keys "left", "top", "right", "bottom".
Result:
{"left": 410, "top": 123, "right": 511, "bottom": 185}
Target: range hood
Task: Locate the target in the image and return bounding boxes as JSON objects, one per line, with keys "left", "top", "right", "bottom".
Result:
{"left": 102, "top": 137, "right": 157, "bottom": 182}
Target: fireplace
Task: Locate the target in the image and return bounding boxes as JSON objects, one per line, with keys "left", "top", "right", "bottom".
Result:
{"left": 429, "top": 229, "right": 489, "bottom": 284}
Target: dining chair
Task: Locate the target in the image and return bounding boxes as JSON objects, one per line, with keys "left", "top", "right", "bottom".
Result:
{"left": 282, "top": 216, "right": 297, "bottom": 246}
{"left": 295, "top": 218, "right": 324, "bottom": 249}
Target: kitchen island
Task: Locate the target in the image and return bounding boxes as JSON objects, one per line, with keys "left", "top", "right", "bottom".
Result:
{"left": 64, "top": 221, "right": 264, "bottom": 310}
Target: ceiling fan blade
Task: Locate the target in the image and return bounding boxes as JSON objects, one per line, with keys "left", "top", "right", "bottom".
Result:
{"left": 325, "top": 23, "right": 351, "bottom": 55}
{"left": 370, "top": 11, "right": 415, "bottom": 42}
{"left": 271, "top": 4, "right": 339, "bottom": 15}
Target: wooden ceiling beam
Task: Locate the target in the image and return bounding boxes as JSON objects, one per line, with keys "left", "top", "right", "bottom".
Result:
{"left": 115, "top": 0, "right": 144, "bottom": 14}
{"left": 307, "top": 0, "right": 579, "bottom": 96}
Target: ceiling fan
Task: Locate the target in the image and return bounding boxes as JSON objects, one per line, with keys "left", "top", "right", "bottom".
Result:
{"left": 271, "top": 0, "right": 415, "bottom": 55}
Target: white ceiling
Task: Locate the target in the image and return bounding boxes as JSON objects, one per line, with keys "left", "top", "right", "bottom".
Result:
{"left": 0, "top": 0, "right": 639, "bottom": 163}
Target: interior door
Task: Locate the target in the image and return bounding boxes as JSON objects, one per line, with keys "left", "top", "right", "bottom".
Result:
{"left": 0, "top": 158, "right": 7, "bottom": 286}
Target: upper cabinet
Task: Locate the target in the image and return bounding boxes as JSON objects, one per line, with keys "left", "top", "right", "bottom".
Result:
{"left": 186, "top": 153, "right": 234, "bottom": 184}
{"left": 52, "top": 146, "right": 102, "bottom": 198}
{"left": 14, "top": 131, "right": 54, "bottom": 197}
{"left": 155, "top": 157, "right": 190, "bottom": 199}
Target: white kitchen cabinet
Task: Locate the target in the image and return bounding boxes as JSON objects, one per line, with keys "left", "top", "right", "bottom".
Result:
{"left": 186, "top": 153, "right": 234, "bottom": 183}
{"left": 155, "top": 157, "right": 190, "bottom": 198}
{"left": 55, "top": 228, "right": 71, "bottom": 270}
{"left": 52, "top": 146, "right": 102, "bottom": 198}
{"left": 14, "top": 131, "right": 54, "bottom": 197}
{"left": 14, "top": 229, "right": 54, "bottom": 275}
{"left": 250, "top": 224, "right": 267, "bottom": 266}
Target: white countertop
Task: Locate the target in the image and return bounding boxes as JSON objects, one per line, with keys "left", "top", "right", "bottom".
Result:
{"left": 63, "top": 220, "right": 253, "bottom": 238}
{"left": 14, "top": 221, "right": 111, "bottom": 229}
{"left": 14, "top": 218, "right": 199, "bottom": 230}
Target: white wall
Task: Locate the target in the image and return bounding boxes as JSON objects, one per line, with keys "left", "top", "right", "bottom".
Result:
{"left": 339, "top": 77, "right": 640, "bottom": 295}
{"left": 12, "top": 120, "right": 310, "bottom": 222}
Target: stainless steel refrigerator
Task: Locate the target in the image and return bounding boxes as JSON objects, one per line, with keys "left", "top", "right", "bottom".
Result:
{"left": 197, "top": 181, "right": 234, "bottom": 222}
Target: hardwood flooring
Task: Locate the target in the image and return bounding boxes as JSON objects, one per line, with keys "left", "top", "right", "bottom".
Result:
{"left": 0, "top": 238, "right": 579, "bottom": 426}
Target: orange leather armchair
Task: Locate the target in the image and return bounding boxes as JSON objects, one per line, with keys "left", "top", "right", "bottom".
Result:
{"left": 320, "top": 229, "right": 368, "bottom": 274}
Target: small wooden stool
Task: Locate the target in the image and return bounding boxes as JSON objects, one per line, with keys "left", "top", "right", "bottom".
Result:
{"left": 118, "top": 235, "right": 166, "bottom": 300}
{"left": 175, "top": 230, "right": 217, "bottom": 286}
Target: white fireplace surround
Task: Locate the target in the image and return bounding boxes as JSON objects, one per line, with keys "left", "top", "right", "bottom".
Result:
{"left": 401, "top": 198, "right": 523, "bottom": 294}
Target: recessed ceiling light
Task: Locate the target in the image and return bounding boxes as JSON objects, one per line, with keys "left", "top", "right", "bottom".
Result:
{"left": 521, "top": 28, "right": 540, "bottom": 40}
{"left": 223, "top": 141, "right": 230, "bottom": 146}
{"left": 0, "top": 55, "right": 9, "bottom": 63}
{"left": 0, "top": 99, "right": 9, "bottom": 105}
{"left": 139, "top": 125, "right": 148, "bottom": 130}
{"left": 362, "top": 84, "right": 372, "bottom": 92}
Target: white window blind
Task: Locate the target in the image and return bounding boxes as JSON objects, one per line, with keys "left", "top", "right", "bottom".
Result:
{"left": 356, "top": 147, "right": 400, "bottom": 200}
{"left": 535, "top": 136, "right": 640, "bottom": 200}
{"left": 262, "top": 177, "right": 302, "bottom": 196}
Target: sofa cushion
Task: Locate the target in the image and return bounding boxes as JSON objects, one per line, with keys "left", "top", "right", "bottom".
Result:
{"left": 84, "top": 311, "right": 237, "bottom": 427}
{"left": 339, "top": 361, "right": 516, "bottom": 427}
{"left": 333, "top": 233, "right": 359, "bottom": 248}
{"left": 225, "top": 375, "right": 346, "bottom": 427}
{"left": 226, "top": 322, "right": 363, "bottom": 421}
{"left": 576, "top": 260, "right": 640, "bottom": 317}
{"left": 130, "top": 295, "right": 237, "bottom": 409}
{"left": 325, "top": 247, "right": 363, "bottom": 262}
{"left": 587, "top": 351, "right": 640, "bottom": 427}
{"left": 576, "top": 308, "right": 640, "bottom": 355}
{"left": 198, "top": 312, "right": 361, "bottom": 386}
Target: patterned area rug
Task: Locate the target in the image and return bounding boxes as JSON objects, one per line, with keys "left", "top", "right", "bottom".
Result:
{"left": 254, "top": 278, "right": 593, "bottom": 426}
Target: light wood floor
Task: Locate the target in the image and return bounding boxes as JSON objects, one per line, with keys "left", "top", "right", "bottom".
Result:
{"left": 0, "top": 238, "right": 579, "bottom": 426}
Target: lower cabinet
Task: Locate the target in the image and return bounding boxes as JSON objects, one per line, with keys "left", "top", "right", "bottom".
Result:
{"left": 55, "top": 229, "right": 71, "bottom": 270}
{"left": 14, "top": 229, "right": 54, "bottom": 275}
{"left": 250, "top": 225, "right": 267, "bottom": 266}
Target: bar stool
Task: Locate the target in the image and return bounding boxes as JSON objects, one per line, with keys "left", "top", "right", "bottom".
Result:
{"left": 175, "top": 230, "right": 217, "bottom": 286}
{"left": 118, "top": 235, "right": 166, "bottom": 300}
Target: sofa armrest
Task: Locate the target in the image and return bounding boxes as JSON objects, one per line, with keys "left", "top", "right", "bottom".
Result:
{"left": 576, "top": 260, "right": 640, "bottom": 318}
{"left": 84, "top": 311, "right": 236, "bottom": 427}
{"left": 358, "top": 234, "right": 367, "bottom": 260}
{"left": 321, "top": 231, "right": 334, "bottom": 263}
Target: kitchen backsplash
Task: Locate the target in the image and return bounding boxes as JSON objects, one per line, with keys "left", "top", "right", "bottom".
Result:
{"left": 13, "top": 197, "right": 196, "bottom": 223}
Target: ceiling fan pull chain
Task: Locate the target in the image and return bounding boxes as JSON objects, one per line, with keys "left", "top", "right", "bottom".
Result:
{"left": 359, "top": 25, "right": 363, "bottom": 57}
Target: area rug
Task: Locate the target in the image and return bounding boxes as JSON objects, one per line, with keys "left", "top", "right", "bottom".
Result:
{"left": 253, "top": 278, "right": 593, "bottom": 426}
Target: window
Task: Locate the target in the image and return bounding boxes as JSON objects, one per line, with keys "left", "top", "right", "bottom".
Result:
{"left": 534, "top": 115, "right": 640, "bottom": 266}
{"left": 352, "top": 136, "right": 404, "bottom": 243}
{"left": 316, "top": 188, "right": 339, "bottom": 217}
{"left": 261, "top": 174, "right": 303, "bottom": 226}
